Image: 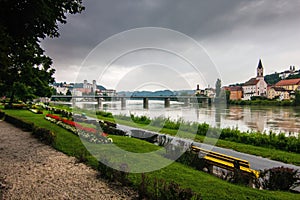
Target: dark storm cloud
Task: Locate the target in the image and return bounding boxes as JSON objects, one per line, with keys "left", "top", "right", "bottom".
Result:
{"left": 42, "top": 0, "right": 243, "bottom": 64}
{"left": 41, "top": 0, "right": 300, "bottom": 87}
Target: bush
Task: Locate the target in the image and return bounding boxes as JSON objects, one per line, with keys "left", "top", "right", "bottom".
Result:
{"left": 4, "top": 103, "right": 27, "bottom": 109}
{"left": 4, "top": 115, "right": 34, "bottom": 131}
{"left": 0, "top": 111, "right": 5, "bottom": 119}
{"left": 32, "top": 127, "right": 56, "bottom": 145}
{"left": 259, "top": 167, "right": 300, "bottom": 191}
{"left": 138, "top": 173, "right": 202, "bottom": 200}
{"left": 99, "top": 121, "right": 126, "bottom": 136}
{"left": 97, "top": 159, "right": 130, "bottom": 186}
{"left": 130, "top": 114, "right": 151, "bottom": 125}
{"left": 96, "top": 110, "right": 113, "bottom": 118}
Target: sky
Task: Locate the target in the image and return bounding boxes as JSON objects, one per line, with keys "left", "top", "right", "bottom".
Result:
{"left": 41, "top": 0, "right": 300, "bottom": 91}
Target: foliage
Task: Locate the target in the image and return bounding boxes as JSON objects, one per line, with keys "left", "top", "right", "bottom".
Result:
{"left": 0, "top": 111, "right": 4, "bottom": 119}
{"left": 215, "top": 78, "right": 222, "bottom": 97}
{"left": 3, "top": 109, "right": 300, "bottom": 199}
{"left": 259, "top": 167, "right": 300, "bottom": 191}
{"left": 294, "top": 91, "right": 300, "bottom": 106}
{"left": 0, "top": 0, "right": 84, "bottom": 103}
{"left": 225, "top": 90, "right": 230, "bottom": 104}
{"left": 4, "top": 103, "right": 28, "bottom": 109}
{"left": 99, "top": 120, "right": 127, "bottom": 136}
{"left": 96, "top": 110, "right": 113, "bottom": 118}
{"left": 4, "top": 114, "right": 34, "bottom": 131}
{"left": 45, "top": 114, "right": 111, "bottom": 144}
{"left": 130, "top": 114, "right": 151, "bottom": 125}
{"left": 66, "top": 89, "right": 72, "bottom": 96}
{"left": 250, "top": 96, "right": 268, "bottom": 101}
{"left": 95, "top": 110, "right": 300, "bottom": 154}
{"left": 264, "top": 73, "right": 281, "bottom": 85}
{"left": 137, "top": 173, "right": 202, "bottom": 200}
{"left": 286, "top": 73, "right": 300, "bottom": 79}
{"left": 32, "top": 127, "right": 56, "bottom": 145}
{"left": 230, "top": 99, "right": 293, "bottom": 106}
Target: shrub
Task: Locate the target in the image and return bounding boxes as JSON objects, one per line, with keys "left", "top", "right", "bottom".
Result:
{"left": 4, "top": 115, "right": 34, "bottom": 131}
{"left": 0, "top": 111, "right": 5, "bottom": 119}
{"left": 32, "top": 127, "right": 56, "bottom": 145}
{"left": 4, "top": 103, "right": 27, "bottom": 109}
{"left": 138, "top": 173, "right": 202, "bottom": 200}
{"left": 259, "top": 167, "right": 300, "bottom": 191}
{"left": 96, "top": 110, "right": 113, "bottom": 118}
{"left": 130, "top": 114, "right": 151, "bottom": 125}
{"left": 97, "top": 159, "right": 130, "bottom": 186}
{"left": 197, "top": 123, "right": 209, "bottom": 136}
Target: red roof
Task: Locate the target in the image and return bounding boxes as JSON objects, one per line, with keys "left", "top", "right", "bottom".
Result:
{"left": 227, "top": 86, "right": 243, "bottom": 91}
{"left": 275, "top": 78, "right": 300, "bottom": 86}
{"left": 270, "top": 87, "right": 288, "bottom": 92}
{"left": 243, "top": 78, "right": 259, "bottom": 86}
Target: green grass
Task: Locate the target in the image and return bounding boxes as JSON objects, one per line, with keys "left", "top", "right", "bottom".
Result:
{"left": 2, "top": 109, "right": 300, "bottom": 199}
{"left": 94, "top": 113, "right": 300, "bottom": 166}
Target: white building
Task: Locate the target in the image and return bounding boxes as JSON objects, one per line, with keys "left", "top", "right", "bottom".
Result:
{"left": 242, "top": 59, "right": 268, "bottom": 100}
{"left": 278, "top": 66, "right": 298, "bottom": 79}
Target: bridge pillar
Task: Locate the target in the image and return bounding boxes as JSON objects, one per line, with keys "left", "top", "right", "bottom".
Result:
{"left": 184, "top": 98, "right": 190, "bottom": 106}
{"left": 121, "top": 97, "right": 126, "bottom": 109}
{"left": 143, "top": 98, "right": 149, "bottom": 109}
{"left": 164, "top": 97, "right": 170, "bottom": 108}
{"left": 71, "top": 98, "right": 76, "bottom": 107}
{"left": 97, "top": 98, "right": 102, "bottom": 109}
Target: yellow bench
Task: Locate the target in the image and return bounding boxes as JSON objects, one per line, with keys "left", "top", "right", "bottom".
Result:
{"left": 191, "top": 146, "right": 259, "bottom": 178}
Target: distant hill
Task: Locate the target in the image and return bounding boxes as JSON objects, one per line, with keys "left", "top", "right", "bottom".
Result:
{"left": 132, "top": 90, "right": 175, "bottom": 97}
{"left": 264, "top": 73, "right": 281, "bottom": 85}
{"left": 96, "top": 85, "right": 106, "bottom": 90}
{"left": 117, "top": 90, "right": 195, "bottom": 97}
{"left": 264, "top": 71, "right": 300, "bottom": 85}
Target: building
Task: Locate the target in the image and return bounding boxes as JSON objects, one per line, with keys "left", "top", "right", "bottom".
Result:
{"left": 242, "top": 59, "right": 268, "bottom": 100}
{"left": 275, "top": 78, "right": 300, "bottom": 91}
{"left": 195, "top": 84, "right": 204, "bottom": 96}
{"left": 267, "top": 87, "right": 290, "bottom": 100}
{"left": 204, "top": 88, "right": 216, "bottom": 98}
{"left": 224, "top": 86, "right": 243, "bottom": 100}
{"left": 278, "top": 66, "right": 298, "bottom": 79}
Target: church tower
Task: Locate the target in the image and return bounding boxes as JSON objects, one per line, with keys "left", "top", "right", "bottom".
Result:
{"left": 257, "top": 59, "right": 264, "bottom": 78}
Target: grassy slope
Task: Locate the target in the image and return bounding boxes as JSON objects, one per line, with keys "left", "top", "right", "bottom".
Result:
{"left": 2, "top": 109, "right": 300, "bottom": 200}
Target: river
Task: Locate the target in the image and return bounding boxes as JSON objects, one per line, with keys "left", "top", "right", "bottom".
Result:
{"left": 95, "top": 100, "right": 300, "bottom": 136}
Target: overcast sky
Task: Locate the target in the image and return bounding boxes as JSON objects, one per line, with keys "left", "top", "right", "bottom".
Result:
{"left": 41, "top": 0, "right": 300, "bottom": 91}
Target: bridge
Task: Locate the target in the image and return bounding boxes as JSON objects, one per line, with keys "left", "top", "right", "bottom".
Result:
{"left": 50, "top": 95, "right": 211, "bottom": 109}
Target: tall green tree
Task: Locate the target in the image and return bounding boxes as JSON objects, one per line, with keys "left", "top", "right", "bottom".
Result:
{"left": 215, "top": 78, "right": 221, "bottom": 97}
{"left": 0, "top": 0, "right": 84, "bottom": 103}
{"left": 294, "top": 91, "right": 300, "bottom": 106}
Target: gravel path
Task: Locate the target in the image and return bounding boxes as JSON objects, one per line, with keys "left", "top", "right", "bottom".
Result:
{"left": 0, "top": 121, "right": 137, "bottom": 200}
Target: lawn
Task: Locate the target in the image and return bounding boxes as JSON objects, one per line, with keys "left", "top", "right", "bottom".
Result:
{"left": 94, "top": 112, "right": 300, "bottom": 166}
{"left": 2, "top": 109, "right": 300, "bottom": 200}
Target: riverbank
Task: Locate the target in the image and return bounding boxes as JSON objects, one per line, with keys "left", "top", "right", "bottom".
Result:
{"left": 91, "top": 110, "right": 300, "bottom": 166}
{"left": 0, "top": 120, "right": 136, "bottom": 199}
{"left": 1, "top": 108, "right": 299, "bottom": 199}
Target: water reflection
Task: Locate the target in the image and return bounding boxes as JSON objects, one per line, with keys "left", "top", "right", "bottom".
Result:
{"left": 76, "top": 100, "right": 300, "bottom": 135}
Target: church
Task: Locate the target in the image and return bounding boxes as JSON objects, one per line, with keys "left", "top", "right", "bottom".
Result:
{"left": 242, "top": 59, "right": 268, "bottom": 100}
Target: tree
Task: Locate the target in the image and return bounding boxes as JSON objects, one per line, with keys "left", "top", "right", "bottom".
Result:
{"left": 66, "top": 89, "right": 72, "bottom": 96}
{"left": 264, "top": 73, "right": 281, "bottom": 85}
{"left": 0, "top": 0, "right": 84, "bottom": 104}
{"left": 294, "top": 91, "right": 300, "bottom": 106}
{"left": 225, "top": 90, "right": 230, "bottom": 104}
{"left": 215, "top": 78, "right": 221, "bottom": 97}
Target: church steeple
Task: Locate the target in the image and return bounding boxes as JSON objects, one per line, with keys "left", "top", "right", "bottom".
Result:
{"left": 257, "top": 59, "right": 264, "bottom": 77}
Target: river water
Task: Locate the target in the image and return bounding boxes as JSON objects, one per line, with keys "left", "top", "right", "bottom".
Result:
{"left": 96, "top": 100, "right": 300, "bottom": 136}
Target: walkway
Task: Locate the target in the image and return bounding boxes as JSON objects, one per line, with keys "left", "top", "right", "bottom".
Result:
{"left": 0, "top": 121, "right": 136, "bottom": 200}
